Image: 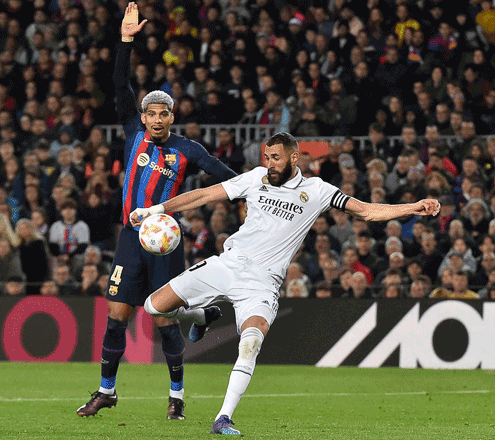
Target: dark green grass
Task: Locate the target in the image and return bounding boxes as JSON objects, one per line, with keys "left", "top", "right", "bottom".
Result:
{"left": 0, "top": 363, "right": 494, "bottom": 439}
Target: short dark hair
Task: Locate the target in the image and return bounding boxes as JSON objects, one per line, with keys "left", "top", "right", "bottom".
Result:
{"left": 60, "top": 199, "right": 77, "bottom": 211}
{"left": 369, "top": 122, "right": 383, "bottom": 133}
{"left": 407, "top": 257, "right": 424, "bottom": 269}
{"left": 357, "top": 230, "right": 372, "bottom": 239}
{"left": 266, "top": 132, "right": 298, "bottom": 155}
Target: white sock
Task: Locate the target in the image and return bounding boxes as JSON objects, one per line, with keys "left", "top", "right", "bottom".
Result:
{"left": 166, "top": 306, "right": 206, "bottom": 324}
{"left": 144, "top": 297, "right": 206, "bottom": 324}
{"left": 215, "top": 327, "right": 264, "bottom": 421}
{"left": 98, "top": 386, "right": 115, "bottom": 395}
{"left": 170, "top": 388, "right": 184, "bottom": 399}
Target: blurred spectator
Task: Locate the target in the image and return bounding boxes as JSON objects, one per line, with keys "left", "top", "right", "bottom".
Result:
{"left": 374, "top": 47, "right": 408, "bottom": 99}
{"left": 470, "top": 252, "right": 495, "bottom": 288}
{"left": 40, "top": 280, "right": 60, "bottom": 297}
{"left": 328, "top": 209, "right": 352, "bottom": 247}
{"left": 432, "top": 269, "right": 479, "bottom": 299}
{"left": 2, "top": 275, "right": 25, "bottom": 297}
{"left": 323, "top": 77, "right": 357, "bottom": 135}
{"left": 420, "top": 228, "right": 444, "bottom": 283}
{"left": 52, "top": 263, "right": 79, "bottom": 296}
{"left": 80, "top": 263, "right": 101, "bottom": 296}
{"left": 342, "top": 246, "right": 373, "bottom": 285}
{"left": 48, "top": 198, "right": 90, "bottom": 260}
{"left": 461, "top": 198, "right": 491, "bottom": 244}
{"left": 15, "top": 218, "right": 49, "bottom": 296}
{"left": 256, "top": 89, "right": 290, "bottom": 133}
{"left": 0, "top": 212, "right": 20, "bottom": 248}
{"left": 314, "top": 280, "right": 332, "bottom": 298}
{"left": 283, "top": 262, "right": 311, "bottom": 297}
{"left": 349, "top": 271, "right": 372, "bottom": 299}
{"left": 286, "top": 278, "right": 309, "bottom": 298}
{"left": 0, "top": 236, "right": 23, "bottom": 283}
{"left": 290, "top": 89, "right": 329, "bottom": 137}
{"left": 214, "top": 128, "right": 245, "bottom": 173}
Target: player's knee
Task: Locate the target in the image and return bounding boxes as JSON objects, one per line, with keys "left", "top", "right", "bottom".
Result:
{"left": 144, "top": 295, "right": 160, "bottom": 316}
{"left": 107, "top": 316, "right": 128, "bottom": 331}
{"left": 238, "top": 327, "right": 264, "bottom": 363}
{"left": 144, "top": 295, "right": 176, "bottom": 318}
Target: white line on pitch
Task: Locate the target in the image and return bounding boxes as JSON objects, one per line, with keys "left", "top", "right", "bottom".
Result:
{"left": 0, "top": 389, "right": 491, "bottom": 402}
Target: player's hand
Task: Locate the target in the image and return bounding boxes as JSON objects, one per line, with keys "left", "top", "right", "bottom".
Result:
{"left": 412, "top": 199, "right": 441, "bottom": 216}
{"left": 130, "top": 208, "right": 151, "bottom": 227}
{"left": 121, "top": 2, "right": 147, "bottom": 39}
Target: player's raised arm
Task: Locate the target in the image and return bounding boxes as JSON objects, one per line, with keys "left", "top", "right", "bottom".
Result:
{"left": 113, "top": 2, "right": 148, "bottom": 124}
{"left": 344, "top": 197, "right": 440, "bottom": 222}
{"left": 130, "top": 184, "right": 229, "bottom": 227}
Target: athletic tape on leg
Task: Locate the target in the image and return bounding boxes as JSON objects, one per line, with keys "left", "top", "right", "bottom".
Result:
{"left": 233, "top": 327, "right": 264, "bottom": 376}
{"left": 144, "top": 296, "right": 177, "bottom": 318}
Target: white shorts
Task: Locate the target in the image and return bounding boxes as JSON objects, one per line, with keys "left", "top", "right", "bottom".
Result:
{"left": 169, "top": 249, "right": 280, "bottom": 333}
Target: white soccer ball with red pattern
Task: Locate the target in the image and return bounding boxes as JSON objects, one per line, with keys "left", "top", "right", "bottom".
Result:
{"left": 139, "top": 213, "right": 181, "bottom": 255}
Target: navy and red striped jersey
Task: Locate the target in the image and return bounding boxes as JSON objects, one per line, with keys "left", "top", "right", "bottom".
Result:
{"left": 113, "top": 42, "right": 236, "bottom": 230}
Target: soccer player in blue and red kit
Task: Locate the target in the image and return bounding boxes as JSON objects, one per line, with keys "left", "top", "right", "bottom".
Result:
{"left": 77, "top": 3, "right": 236, "bottom": 419}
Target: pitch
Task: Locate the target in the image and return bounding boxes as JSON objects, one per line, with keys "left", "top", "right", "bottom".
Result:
{"left": 0, "top": 363, "right": 493, "bottom": 439}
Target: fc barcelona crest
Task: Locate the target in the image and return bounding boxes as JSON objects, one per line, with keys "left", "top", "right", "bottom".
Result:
{"left": 164, "top": 154, "right": 177, "bottom": 165}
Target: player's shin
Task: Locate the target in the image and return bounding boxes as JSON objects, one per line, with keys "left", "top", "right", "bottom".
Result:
{"left": 158, "top": 323, "right": 185, "bottom": 399}
{"left": 215, "top": 327, "right": 264, "bottom": 421}
{"left": 144, "top": 295, "right": 206, "bottom": 324}
{"left": 100, "top": 317, "right": 128, "bottom": 394}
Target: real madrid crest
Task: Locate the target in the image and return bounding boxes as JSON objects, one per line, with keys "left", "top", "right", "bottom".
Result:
{"left": 262, "top": 175, "right": 269, "bottom": 184}
{"left": 300, "top": 191, "right": 309, "bottom": 203}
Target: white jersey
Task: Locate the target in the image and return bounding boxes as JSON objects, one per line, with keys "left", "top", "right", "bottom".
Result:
{"left": 221, "top": 166, "right": 349, "bottom": 285}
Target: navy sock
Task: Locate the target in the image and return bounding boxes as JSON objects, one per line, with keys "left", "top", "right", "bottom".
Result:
{"left": 100, "top": 317, "right": 127, "bottom": 390}
{"left": 158, "top": 323, "right": 185, "bottom": 391}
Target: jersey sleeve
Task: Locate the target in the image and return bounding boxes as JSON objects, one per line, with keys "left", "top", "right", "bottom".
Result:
{"left": 319, "top": 179, "right": 350, "bottom": 212}
{"left": 221, "top": 168, "right": 259, "bottom": 200}
{"left": 189, "top": 140, "right": 237, "bottom": 181}
{"left": 113, "top": 42, "right": 138, "bottom": 127}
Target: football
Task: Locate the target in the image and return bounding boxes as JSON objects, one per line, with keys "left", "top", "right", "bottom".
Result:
{"left": 138, "top": 213, "right": 181, "bottom": 255}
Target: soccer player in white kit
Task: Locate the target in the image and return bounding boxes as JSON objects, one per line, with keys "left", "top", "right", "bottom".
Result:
{"left": 130, "top": 132, "right": 440, "bottom": 436}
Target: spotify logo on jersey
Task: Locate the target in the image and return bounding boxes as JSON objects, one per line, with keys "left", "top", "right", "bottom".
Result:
{"left": 137, "top": 153, "right": 150, "bottom": 167}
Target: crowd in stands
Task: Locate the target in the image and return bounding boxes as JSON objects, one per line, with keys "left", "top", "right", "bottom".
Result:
{"left": 0, "top": 0, "right": 495, "bottom": 299}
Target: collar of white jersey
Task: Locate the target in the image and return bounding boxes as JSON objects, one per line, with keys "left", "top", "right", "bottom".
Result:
{"left": 280, "top": 167, "right": 303, "bottom": 189}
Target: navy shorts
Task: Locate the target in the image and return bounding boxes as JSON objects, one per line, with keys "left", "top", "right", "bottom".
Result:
{"left": 105, "top": 226, "right": 185, "bottom": 306}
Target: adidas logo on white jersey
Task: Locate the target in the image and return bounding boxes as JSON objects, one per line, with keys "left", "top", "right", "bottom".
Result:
{"left": 259, "top": 185, "right": 269, "bottom": 192}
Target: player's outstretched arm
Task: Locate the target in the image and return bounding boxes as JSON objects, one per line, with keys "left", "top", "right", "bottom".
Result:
{"left": 130, "top": 184, "right": 229, "bottom": 227}
{"left": 344, "top": 197, "right": 440, "bottom": 222}
{"left": 113, "top": 2, "right": 148, "bottom": 125}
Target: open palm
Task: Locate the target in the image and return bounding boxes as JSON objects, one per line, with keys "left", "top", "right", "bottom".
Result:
{"left": 121, "top": 2, "right": 147, "bottom": 38}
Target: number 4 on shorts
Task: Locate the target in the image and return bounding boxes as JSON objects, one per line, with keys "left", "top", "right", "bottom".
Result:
{"left": 110, "top": 265, "right": 123, "bottom": 285}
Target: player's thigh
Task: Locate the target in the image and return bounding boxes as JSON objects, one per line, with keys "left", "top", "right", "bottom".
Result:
{"left": 169, "top": 256, "right": 232, "bottom": 308}
{"left": 230, "top": 289, "right": 279, "bottom": 335}
{"left": 106, "top": 227, "right": 148, "bottom": 307}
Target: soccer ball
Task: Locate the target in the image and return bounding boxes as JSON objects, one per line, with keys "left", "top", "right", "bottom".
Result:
{"left": 139, "top": 213, "right": 181, "bottom": 256}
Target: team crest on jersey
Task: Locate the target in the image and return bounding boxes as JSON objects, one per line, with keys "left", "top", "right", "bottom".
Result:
{"left": 300, "top": 191, "right": 309, "bottom": 203}
{"left": 108, "top": 285, "right": 118, "bottom": 296}
{"left": 262, "top": 175, "right": 269, "bottom": 184}
{"left": 137, "top": 153, "right": 150, "bottom": 167}
{"left": 164, "top": 154, "right": 177, "bottom": 165}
